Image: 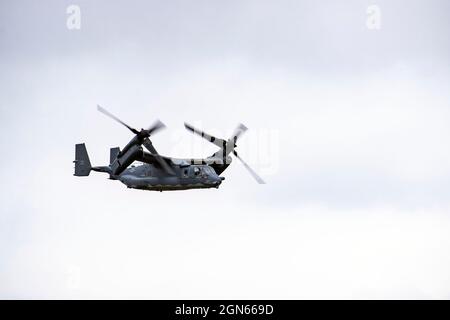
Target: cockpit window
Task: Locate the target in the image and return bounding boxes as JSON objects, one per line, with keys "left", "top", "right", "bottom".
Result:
{"left": 191, "top": 166, "right": 215, "bottom": 177}
{"left": 205, "top": 166, "right": 215, "bottom": 175}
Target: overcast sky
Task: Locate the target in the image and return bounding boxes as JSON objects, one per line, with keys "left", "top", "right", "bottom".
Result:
{"left": 1, "top": 0, "right": 450, "bottom": 299}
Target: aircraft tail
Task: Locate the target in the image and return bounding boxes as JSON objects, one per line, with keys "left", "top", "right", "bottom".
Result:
{"left": 74, "top": 143, "right": 92, "bottom": 176}
{"left": 110, "top": 147, "right": 120, "bottom": 165}
{"left": 74, "top": 143, "right": 112, "bottom": 176}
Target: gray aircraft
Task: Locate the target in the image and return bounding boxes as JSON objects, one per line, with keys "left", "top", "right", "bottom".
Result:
{"left": 74, "top": 106, "right": 265, "bottom": 191}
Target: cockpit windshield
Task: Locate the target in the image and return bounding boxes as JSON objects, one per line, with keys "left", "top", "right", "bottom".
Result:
{"left": 203, "top": 166, "right": 215, "bottom": 175}
{"left": 193, "top": 165, "right": 215, "bottom": 176}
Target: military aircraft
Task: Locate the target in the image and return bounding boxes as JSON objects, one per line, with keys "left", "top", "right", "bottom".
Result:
{"left": 73, "top": 106, "right": 265, "bottom": 191}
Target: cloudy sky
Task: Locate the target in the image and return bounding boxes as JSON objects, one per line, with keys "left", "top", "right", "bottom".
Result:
{"left": 1, "top": 0, "right": 450, "bottom": 299}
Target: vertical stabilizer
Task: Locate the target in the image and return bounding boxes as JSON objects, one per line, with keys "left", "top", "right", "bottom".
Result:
{"left": 74, "top": 143, "right": 92, "bottom": 176}
{"left": 110, "top": 147, "right": 120, "bottom": 165}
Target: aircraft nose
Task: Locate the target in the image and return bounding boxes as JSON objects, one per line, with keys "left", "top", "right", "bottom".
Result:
{"left": 210, "top": 177, "right": 222, "bottom": 186}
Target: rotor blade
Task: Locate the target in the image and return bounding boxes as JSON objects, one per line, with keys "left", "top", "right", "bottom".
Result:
{"left": 184, "top": 122, "right": 225, "bottom": 148}
{"left": 146, "top": 119, "right": 166, "bottom": 136}
{"left": 233, "top": 151, "right": 265, "bottom": 184}
{"left": 230, "top": 123, "right": 248, "bottom": 143}
{"left": 142, "top": 138, "right": 175, "bottom": 175}
{"left": 142, "top": 138, "right": 158, "bottom": 154}
{"left": 97, "top": 105, "right": 139, "bottom": 134}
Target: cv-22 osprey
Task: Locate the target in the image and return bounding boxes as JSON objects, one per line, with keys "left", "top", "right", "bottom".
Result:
{"left": 74, "top": 106, "right": 265, "bottom": 191}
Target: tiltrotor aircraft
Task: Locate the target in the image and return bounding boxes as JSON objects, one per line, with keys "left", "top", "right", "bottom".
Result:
{"left": 74, "top": 106, "right": 265, "bottom": 191}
